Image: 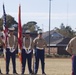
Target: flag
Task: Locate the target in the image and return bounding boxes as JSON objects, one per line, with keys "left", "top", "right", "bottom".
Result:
{"left": 18, "top": 5, "right": 22, "bottom": 63}
{"left": 3, "top": 4, "right": 8, "bottom": 60}
{"left": 3, "top": 4, "right": 8, "bottom": 46}
{"left": 18, "top": 5, "right": 22, "bottom": 50}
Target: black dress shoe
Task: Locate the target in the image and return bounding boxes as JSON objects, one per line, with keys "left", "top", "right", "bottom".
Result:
{"left": 42, "top": 73, "right": 46, "bottom": 75}
{"left": 21, "top": 73, "right": 24, "bottom": 75}
{"left": 13, "top": 72, "right": 18, "bottom": 74}
{"left": 0, "top": 72, "right": 3, "bottom": 74}
{"left": 34, "top": 70, "right": 37, "bottom": 74}
{"left": 0, "top": 70, "right": 3, "bottom": 74}
{"left": 6, "top": 72, "right": 9, "bottom": 74}
{"left": 29, "top": 72, "right": 34, "bottom": 75}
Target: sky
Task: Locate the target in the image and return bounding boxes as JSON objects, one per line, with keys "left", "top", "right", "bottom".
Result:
{"left": 0, "top": 0, "right": 76, "bottom": 32}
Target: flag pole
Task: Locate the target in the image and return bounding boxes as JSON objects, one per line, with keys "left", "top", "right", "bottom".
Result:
{"left": 18, "top": 4, "right": 22, "bottom": 63}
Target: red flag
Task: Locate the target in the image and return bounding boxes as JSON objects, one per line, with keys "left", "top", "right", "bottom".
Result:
{"left": 18, "top": 5, "right": 22, "bottom": 49}
{"left": 18, "top": 5, "right": 22, "bottom": 63}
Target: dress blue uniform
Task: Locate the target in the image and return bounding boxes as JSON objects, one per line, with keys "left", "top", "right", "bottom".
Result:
{"left": 34, "top": 48, "right": 45, "bottom": 74}
{"left": 5, "top": 27, "right": 18, "bottom": 74}
{"left": 6, "top": 48, "right": 16, "bottom": 74}
{"left": 72, "top": 55, "right": 76, "bottom": 75}
{"left": 66, "top": 37, "right": 76, "bottom": 75}
{"left": 22, "top": 49, "right": 33, "bottom": 74}
{"left": 21, "top": 30, "right": 33, "bottom": 75}
{"left": 0, "top": 32, "right": 4, "bottom": 74}
{"left": 33, "top": 30, "right": 47, "bottom": 75}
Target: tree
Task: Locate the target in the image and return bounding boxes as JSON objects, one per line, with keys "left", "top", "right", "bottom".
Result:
{"left": 65, "top": 26, "right": 75, "bottom": 38}
{"left": 60, "top": 23, "right": 65, "bottom": 30}
{"left": 0, "top": 14, "right": 42, "bottom": 35}
{"left": 22, "top": 21, "right": 41, "bottom": 33}
{"left": 0, "top": 14, "right": 18, "bottom": 30}
{"left": 55, "top": 23, "right": 75, "bottom": 38}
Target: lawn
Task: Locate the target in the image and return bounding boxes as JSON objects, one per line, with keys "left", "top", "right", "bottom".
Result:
{"left": 0, "top": 58, "right": 72, "bottom": 75}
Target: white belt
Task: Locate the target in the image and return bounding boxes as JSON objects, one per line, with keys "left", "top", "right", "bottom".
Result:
{"left": 23, "top": 46, "right": 32, "bottom": 54}
{"left": 36, "top": 47, "right": 44, "bottom": 50}
{"left": 7, "top": 46, "right": 15, "bottom": 53}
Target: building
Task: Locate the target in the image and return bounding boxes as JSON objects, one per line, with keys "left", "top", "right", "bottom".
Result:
{"left": 43, "top": 30, "right": 71, "bottom": 55}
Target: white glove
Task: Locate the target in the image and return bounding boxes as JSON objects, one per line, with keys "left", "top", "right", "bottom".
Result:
{"left": 33, "top": 49, "right": 35, "bottom": 55}
{"left": 10, "top": 47, "right": 15, "bottom": 53}
{"left": 18, "top": 49, "right": 21, "bottom": 53}
{"left": 3, "top": 49, "right": 6, "bottom": 59}
{"left": 3, "top": 49, "right": 6, "bottom": 55}
{"left": 26, "top": 49, "right": 31, "bottom": 54}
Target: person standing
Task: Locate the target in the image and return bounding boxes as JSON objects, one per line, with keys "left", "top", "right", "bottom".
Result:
{"left": 66, "top": 37, "right": 76, "bottom": 75}
{"left": 5, "top": 27, "right": 18, "bottom": 74}
{"left": 21, "top": 30, "right": 33, "bottom": 75}
{"left": 0, "top": 31, "right": 4, "bottom": 74}
{"left": 33, "top": 30, "right": 47, "bottom": 75}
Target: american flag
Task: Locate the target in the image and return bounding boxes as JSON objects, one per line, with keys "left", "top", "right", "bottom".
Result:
{"left": 3, "top": 4, "right": 8, "bottom": 45}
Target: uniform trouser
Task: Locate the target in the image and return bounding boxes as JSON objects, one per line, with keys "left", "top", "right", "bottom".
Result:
{"left": 72, "top": 55, "right": 76, "bottom": 75}
{"left": 34, "top": 49, "right": 45, "bottom": 74}
{"left": 0, "top": 46, "right": 3, "bottom": 72}
{"left": 6, "top": 48, "right": 16, "bottom": 73}
{"left": 21, "top": 49, "right": 32, "bottom": 74}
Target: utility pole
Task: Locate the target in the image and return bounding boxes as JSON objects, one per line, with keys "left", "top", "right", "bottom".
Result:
{"left": 48, "top": 0, "right": 51, "bottom": 55}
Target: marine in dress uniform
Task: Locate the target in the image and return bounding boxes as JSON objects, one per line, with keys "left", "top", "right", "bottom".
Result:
{"left": 33, "top": 30, "right": 47, "bottom": 75}
{"left": 66, "top": 37, "right": 76, "bottom": 75}
{"left": 5, "top": 27, "right": 18, "bottom": 74}
{"left": 0, "top": 32, "right": 4, "bottom": 74}
{"left": 21, "top": 30, "right": 33, "bottom": 75}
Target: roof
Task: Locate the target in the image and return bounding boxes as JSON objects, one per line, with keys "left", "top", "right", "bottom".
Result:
{"left": 43, "top": 30, "right": 71, "bottom": 46}
{"left": 42, "top": 30, "right": 64, "bottom": 38}
{"left": 47, "top": 37, "right": 71, "bottom": 47}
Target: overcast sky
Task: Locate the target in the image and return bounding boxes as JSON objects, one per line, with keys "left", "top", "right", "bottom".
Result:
{"left": 0, "top": 0, "right": 76, "bottom": 32}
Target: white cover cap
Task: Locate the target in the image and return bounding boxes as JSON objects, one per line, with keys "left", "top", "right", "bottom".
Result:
{"left": 8, "top": 27, "right": 15, "bottom": 31}
{"left": 25, "top": 30, "right": 30, "bottom": 34}
{"left": 38, "top": 30, "right": 43, "bottom": 34}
